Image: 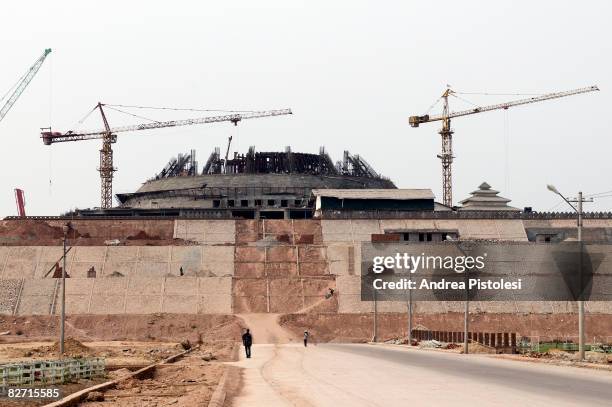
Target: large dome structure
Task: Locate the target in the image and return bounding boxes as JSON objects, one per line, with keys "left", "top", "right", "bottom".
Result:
{"left": 75, "top": 147, "right": 395, "bottom": 219}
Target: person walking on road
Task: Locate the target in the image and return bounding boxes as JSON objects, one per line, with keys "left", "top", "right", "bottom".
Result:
{"left": 304, "top": 330, "right": 309, "bottom": 347}
{"left": 242, "top": 329, "right": 253, "bottom": 358}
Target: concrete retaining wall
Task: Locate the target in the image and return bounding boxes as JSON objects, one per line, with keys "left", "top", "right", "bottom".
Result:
{"left": 0, "top": 245, "right": 234, "bottom": 279}
{"left": 2, "top": 219, "right": 612, "bottom": 317}
{"left": 0, "top": 276, "right": 232, "bottom": 316}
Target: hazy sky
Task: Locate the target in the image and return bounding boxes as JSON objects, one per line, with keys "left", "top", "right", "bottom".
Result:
{"left": 1, "top": 1, "right": 611, "bottom": 216}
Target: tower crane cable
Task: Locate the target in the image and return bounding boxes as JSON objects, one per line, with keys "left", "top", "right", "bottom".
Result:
{"left": 449, "top": 93, "right": 479, "bottom": 108}
{"left": 104, "top": 105, "right": 161, "bottom": 124}
{"left": 454, "top": 91, "right": 544, "bottom": 96}
{"left": 105, "top": 104, "right": 260, "bottom": 114}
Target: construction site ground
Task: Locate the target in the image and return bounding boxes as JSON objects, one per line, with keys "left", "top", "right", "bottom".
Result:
{"left": 0, "top": 339, "right": 235, "bottom": 406}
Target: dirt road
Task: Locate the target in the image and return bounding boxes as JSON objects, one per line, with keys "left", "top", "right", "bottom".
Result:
{"left": 229, "top": 343, "right": 612, "bottom": 406}
{"left": 237, "top": 314, "right": 297, "bottom": 344}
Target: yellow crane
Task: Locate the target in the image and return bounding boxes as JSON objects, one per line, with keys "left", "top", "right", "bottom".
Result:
{"left": 409, "top": 85, "right": 599, "bottom": 207}
{"left": 42, "top": 104, "right": 292, "bottom": 208}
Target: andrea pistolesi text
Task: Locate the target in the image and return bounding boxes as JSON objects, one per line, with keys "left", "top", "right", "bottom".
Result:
{"left": 372, "top": 278, "right": 522, "bottom": 291}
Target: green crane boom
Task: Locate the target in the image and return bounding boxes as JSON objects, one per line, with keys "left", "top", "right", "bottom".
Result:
{"left": 0, "top": 48, "right": 52, "bottom": 124}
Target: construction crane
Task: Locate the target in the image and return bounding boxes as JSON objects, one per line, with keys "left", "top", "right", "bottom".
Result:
{"left": 409, "top": 85, "right": 599, "bottom": 207}
{"left": 41, "top": 104, "right": 292, "bottom": 208}
{"left": 0, "top": 49, "right": 51, "bottom": 124}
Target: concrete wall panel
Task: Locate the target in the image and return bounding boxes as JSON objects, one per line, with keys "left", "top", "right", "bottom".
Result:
{"left": 299, "top": 262, "right": 328, "bottom": 276}
{"left": 164, "top": 277, "right": 198, "bottom": 295}
{"left": 234, "top": 263, "right": 265, "bottom": 278}
{"left": 68, "top": 262, "right": 104, "bottom": 278}
{"left": 104, "top": 262, "right": 137, "bottom": 277}
{"left": 89, "top": 295, "right": 126, "bottom": 314}
{"left": 198, "top": 295, "right": 231, "bottom": 314}
{"left": 235, "top": 247, "right": 265, "bottom": 263}
{"left": 202, "top": 262, "right": 233, "bottom": 277}
{"left": 9, "top": 247, "right": 43, "bottom": 262}
{"left": 0, "top": 247, "right": 10, "bottom": 268}
{"left": 171, "top": 246, "right": 202, "bottom": 263}
{"left": 127, "top": 277, "right": 163, "bottom": 295}
{"left": 40, "top": 247, "right": 72, "bottom": 263}
{"left": 93, "top": 278, "right": 128, "bottom": 295}
{"left": 174, "top": 220, "right": 235, "bottom": 243}
{"left": 64, "top": 295, "right": 91, "bottom": 314}
{"left": 73, "top": 247, "right": 107, "bottom": 263}
{"left": 198, "top": 277, "right": 232, "bottom": 295}
{"left": 106, "top": 246, "right": 139, "bottom": 262}
{"left": 267, "top": 246, "right": 297, "bottom": 262}
{"left": 126, "top": 295, "right": 162, "bottom": 313}
{"left": 265, "top": 263, "right": 298, "bottom": 277}
{"left": 17, "top": 295, "right": 54, "bottom": 315}
{"left": 170, "top": 261, "right": 206, "bottom": 276}
{"left": 298, "top": 246, "right": 326, "bottom": 262}
{"left": 3, "top": 260, "right": 37, "bottom": 279}
{"left": 163, "top": 295, "right": 198, "bottom": 313}
{"left": 139, "top": 246, "right": 171, "bottom": 262}
{"left": 21, "top": 278, "right": 56, "bottom": 296}
{"left": 135, "top": 262, "right": 171, "bottom": 277}
{"left": 65, "top": 279, "right": 95, "bottom": 295}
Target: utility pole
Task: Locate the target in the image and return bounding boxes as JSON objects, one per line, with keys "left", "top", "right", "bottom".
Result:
{"left": 60, "top": 224, "right": 69, "bottom": 357}
{"left": 464, "top": 287, "right": 469, "bottom": 354}
{"left": 454, "top": 241, "right": 471, "bottom": 354}
{"left": 546, "top": 185, "right": 592, "bottom": 361}
{"left": 407, "top": 274, "right": 413, "bottom": 345}
{"left": 571, "top": 191, "right": 589, "bottom": 361}
{"left": 373, "top": 284, "right": 378, "bottom": 342}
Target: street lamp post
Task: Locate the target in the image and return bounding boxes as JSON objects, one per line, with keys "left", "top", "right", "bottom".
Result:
{"left": 60, "top": 224, "right": 69, "bottom": 357}
{"left": 546, "top": 185, "right": 591, "bottom": 361}
{"left": 407, "top": 274, "right": 413, "bottom": 345}
{"left": 464, "top": 277, "right": 469, "bottom": 354}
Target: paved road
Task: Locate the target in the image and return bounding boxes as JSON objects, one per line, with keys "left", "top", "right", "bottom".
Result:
{"left": 230, "top": 343, "right": 612, "bottom": 406}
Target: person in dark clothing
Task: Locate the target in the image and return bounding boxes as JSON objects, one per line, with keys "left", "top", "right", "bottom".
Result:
{"left": 242, "top": 329, "right": 253, "bottom": 358}
{"left": 304, "top": 330, "right": 309, "bottom": 347}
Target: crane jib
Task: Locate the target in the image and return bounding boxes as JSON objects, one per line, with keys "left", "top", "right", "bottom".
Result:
{"left": 40, "top": 109, "right": 291, "bottom": 143}
{"left": 414, "top": 85, "right": 599, "bottom": 124}
{"left": 0, "top": 48, "right": 52, "bottom": 123}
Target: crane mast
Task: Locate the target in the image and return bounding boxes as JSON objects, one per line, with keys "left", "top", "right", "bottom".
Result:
{"left": 410, "top": 85, "right": 599, "bottom": 207}
{"left": 0, "top": 48, "right": 51, "bottom": 123}
{"left": 42, "top": 105, "right": 292, "bottom": 209}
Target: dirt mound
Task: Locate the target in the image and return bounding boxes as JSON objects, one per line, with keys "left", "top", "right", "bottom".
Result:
{"left": 108, "top": 368, "right": 132, "bottom": 380}
{"left": 47, "top": 337, "right": 92, "bottom": 357}
{"left": 460, "top": 342, "right": 496, "bottom": 354}
{"left": 0, "top": 220, "right": 67, "bottom": 244}
{"left": 126, "top": 230, "right": 161, "bottom": 240}
{"left": 0, "top": 219, "right": 189, "bottom": 246}
{"left": 0, "top": 314, "right": 244, "bottom": 343}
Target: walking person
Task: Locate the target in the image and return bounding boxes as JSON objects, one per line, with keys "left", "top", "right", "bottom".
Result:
{"left": 303, "top": 330, "right": 309, "bottom": 347}
{"left": 242, "top": 328, "right": 253, "bottom": 358}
